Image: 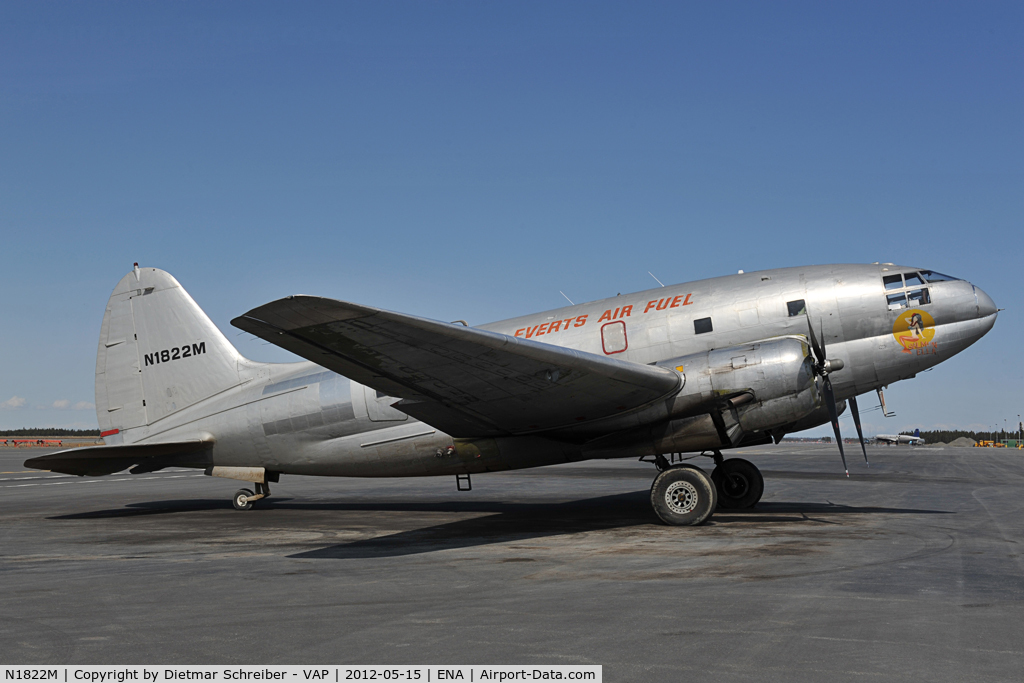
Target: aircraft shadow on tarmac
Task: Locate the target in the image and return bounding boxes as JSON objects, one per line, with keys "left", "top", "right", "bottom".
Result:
{"left": 286, "top": 498, "right": 953, "bottom": 559}
{"left": 51, "top": 491, "right": 951, "bottom": 558}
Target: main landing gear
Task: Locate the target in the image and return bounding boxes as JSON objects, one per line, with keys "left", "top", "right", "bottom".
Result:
{"left": 647, "top": 452, "right": 764, "bottom": 525}
{"left": 232, "top": 481, "right": 271, "bottom": 510}
{"left": 649, "top": 454, "right": 717, "bottom": 526}
{"left": 709, "top": 452, "right": 764, "bottom": 510}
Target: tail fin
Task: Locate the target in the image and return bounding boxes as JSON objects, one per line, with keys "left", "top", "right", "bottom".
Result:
{"left": 96, "top": 265, "right": 243, "bottom": 440}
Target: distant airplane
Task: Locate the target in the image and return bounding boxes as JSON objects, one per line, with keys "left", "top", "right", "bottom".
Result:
{"left": 26, "top": 263, "right": 996, "bottom": 525}
{"left": 875, "top": 429, "right": 926, "bottom": 445}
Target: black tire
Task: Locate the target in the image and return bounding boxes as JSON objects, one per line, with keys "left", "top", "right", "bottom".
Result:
{"left": 232, "top": 488, "right": 254, "bottom": 511}
{"left": 650, "top": 466, "right": 716, "bottom": 526}
{"left": 671, "top": 463, "right": 718, "bottom": 512}
{"left": 711, "top": 458, "right": 764, "bottom": 509}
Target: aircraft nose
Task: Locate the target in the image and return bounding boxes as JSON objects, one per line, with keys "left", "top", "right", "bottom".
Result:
{"left": 974, "top": 285, "right": 997, "bottom": 317}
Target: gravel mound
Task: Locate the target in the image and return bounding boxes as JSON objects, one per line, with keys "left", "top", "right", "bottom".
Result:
{"left": 947, "top": 436, "right": 977, "bottom": 448}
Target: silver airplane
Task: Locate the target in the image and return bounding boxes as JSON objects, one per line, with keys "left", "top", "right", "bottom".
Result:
{"left": 875, "top": 430, "right": 926, "bottom": 445}
{"left": 27, "top": 262, "right": 997, "bottom": 525}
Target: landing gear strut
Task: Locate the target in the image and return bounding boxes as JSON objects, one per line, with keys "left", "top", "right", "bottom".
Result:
{"left": 232, "top": 481, "right": 271, "bottom": 511}
{"left": 708, "top": 451, "right": 764, "bottom": 509}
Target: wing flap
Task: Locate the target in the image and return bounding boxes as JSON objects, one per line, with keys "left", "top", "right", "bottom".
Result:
{"left": 232, "top": 296, "right": 680, "bottom": 437}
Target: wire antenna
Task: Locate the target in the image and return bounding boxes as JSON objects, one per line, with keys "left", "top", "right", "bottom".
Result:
{"left": 560, "top": 291, "right": 575, "bottom": 305}
{"left": 648, "top": 272, "right": 665, "bottom": 287}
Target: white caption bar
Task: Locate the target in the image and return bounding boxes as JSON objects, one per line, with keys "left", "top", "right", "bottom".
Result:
{"left": 1, "top": 667, "right": 601, "bottom": 683}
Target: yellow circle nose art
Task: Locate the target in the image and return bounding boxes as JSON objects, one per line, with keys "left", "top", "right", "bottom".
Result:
{"left": 892, "top": 309, "right": 936, "bottom": 353}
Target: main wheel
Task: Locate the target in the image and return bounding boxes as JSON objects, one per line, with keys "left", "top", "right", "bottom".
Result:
{"left": 671, "top": 463, "right": 717, "bottom": 511}
{"left": 711, "top": 458, "right": 764, "bottom": 509}
{"left": 232, "top": 488, "right": 254, "bottom": 511}
{"left": 650, "top": 466, "right": 716, "bottom": 526}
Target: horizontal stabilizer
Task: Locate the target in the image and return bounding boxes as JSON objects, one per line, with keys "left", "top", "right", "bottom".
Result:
{"left": 25, "top": 439, "right": 212, "bottom": 476}
{"left": 232, "top": 296, "right": 680, "bottom": 437}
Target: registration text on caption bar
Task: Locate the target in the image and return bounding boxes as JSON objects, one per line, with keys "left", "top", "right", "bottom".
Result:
{"left": 1, "top": 667, "right": 601, "bottom": 683}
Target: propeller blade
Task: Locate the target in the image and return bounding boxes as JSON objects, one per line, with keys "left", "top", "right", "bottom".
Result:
{"left": 822, "top": 376, "right": 849, "bottom": 477}
{"left": 804, "top": 312, "right": 825, "bottom": 364}
{"left": 849, "top": 395, "right": 869, "bottom": 466}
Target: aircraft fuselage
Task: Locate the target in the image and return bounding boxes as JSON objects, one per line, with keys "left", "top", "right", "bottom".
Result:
{"left": 95, "top": 263, "right": 994, "bottom": 479}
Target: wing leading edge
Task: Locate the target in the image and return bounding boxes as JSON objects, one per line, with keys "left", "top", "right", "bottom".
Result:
{"left": 231, "top": 296, "right": 680, "bottom": 437}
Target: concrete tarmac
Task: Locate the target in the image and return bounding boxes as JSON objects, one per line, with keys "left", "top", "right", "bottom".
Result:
{"left": 1, "top": 443, "right": 1022, "bottom": 681}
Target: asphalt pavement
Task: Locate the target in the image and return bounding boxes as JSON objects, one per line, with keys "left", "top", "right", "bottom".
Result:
{"left": 1, "top": 443, "right": 1022, "bottom": 682}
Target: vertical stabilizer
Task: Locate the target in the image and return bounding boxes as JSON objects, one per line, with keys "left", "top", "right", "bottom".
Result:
{"left": 96, "top": 266, "right": 243, "bottom": 441}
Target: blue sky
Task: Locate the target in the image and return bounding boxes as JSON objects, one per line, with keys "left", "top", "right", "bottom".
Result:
{"left": 1, "top": 1, "right": 1021, "bottom": 436}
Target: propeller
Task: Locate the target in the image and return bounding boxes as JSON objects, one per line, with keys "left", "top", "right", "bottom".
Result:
{"left": 849, "top": 395, "right": 869, "bottom": 466}
{"left": 805, "top": 313, "right": 849, "bottom": 477}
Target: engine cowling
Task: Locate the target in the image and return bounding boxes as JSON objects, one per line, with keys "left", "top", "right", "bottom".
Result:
{"left": 665, "top": 336, "right": 818, "bottom": 433}
{"left": 584, "top": 337, "right": 822, "bottom": 457}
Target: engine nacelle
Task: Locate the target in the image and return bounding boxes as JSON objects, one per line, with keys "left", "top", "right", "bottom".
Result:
{"left": 662, "top": 337, "right": 815, "bottom": 409}
{"left": 584, "top": 337, "right": 821, "bottom": 458}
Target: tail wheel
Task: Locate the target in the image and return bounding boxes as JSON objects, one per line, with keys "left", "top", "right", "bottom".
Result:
{"left": 232, "top": 489, "right": 254, "bottom": 511}
{"left": 650, "top": 465, "right": 716, "bottom": 526}
{"left": 711, "top": 458, "right": 764, "bottom": 509}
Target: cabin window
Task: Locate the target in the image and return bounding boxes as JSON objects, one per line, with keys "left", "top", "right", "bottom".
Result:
{"left": 904, "top": 272, "right": 926, "bottom": 287}
{"left": 883, "top": 274, "right": 904, "bottom": 290}
{"left": 787, "top": 299, "right": 806, "bottom": 317}
{"left": 920, "top": 270, "right": 958, "bottom": 282}
{"left": 886, "top": 293, "right": 908, "bottom": 311}
{"left": 601, "top": 321, "right": 628, "bottom": 354}
{"left": 694, "top": 317, "right": 713, "bottom": 334}
{"left": 907, "top": 288, "right": 930, "bottom": 306}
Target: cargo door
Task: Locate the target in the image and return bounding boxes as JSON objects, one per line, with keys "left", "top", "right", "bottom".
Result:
{"left": 601, "top": 321, "right": 628, "bottom": 355}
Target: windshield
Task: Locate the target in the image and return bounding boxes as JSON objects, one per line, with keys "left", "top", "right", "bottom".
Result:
{"left": 919, "top": 270, "right": 959, "bottom": 283}
{"left": 904, "top": 272, "right": 925, "bottom": 287}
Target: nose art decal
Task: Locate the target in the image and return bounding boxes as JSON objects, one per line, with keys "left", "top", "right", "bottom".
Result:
{"left": 893, "top": 309, "right": 937, "bottom": 354}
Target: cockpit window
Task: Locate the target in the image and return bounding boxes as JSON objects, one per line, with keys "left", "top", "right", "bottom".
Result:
{"left": 883, "top": 274, "right": 904, "bottom": 290}
{"left": 907, "top": 289, "right": 930, "bottom": 306}
{"left": 786, "top": 299, "right": 806, "bottom": 317}
{"left": 883, "top": 272, "right": 934, "bottom": 312}
{"left": 903, "top": 272, "right": 925, "bottom": 287}
{"left": 919, "top": 270, "right": 958, "bottom": 283}
{"left": 886, "top": 293, "right": 908, "bottom": 311}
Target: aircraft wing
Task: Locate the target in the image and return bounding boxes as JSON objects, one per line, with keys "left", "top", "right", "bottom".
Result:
{"left": 25, "top": 439, "right": 212, "bottom": 476}
{"left": 232, "top": 296, "right": 681, "bottom": 437}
